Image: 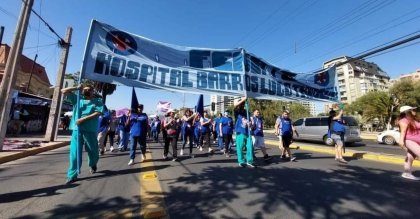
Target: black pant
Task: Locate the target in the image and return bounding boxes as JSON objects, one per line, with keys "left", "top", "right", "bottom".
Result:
{"left": 164, "top": 135, "right": 178, "bottom": 158}
{"left": 182, "top": 129, "right": 194, "bottom": 154}
{"left": 200, "top": 131, "right": 211, "bottom": 149}
{"left": 104, "top": 130, "right": 116, "bottom": 147}
{"left": 223, "top": 134, "right": 232, "bottom": 152}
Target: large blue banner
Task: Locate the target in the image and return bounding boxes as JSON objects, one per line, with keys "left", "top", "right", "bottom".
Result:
{"left": 81, "top": 20, "right": 339, "bottom": 102}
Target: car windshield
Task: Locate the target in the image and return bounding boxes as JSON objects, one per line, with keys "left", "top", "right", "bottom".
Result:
{"left": 343, "top": 116, "right": 358, "bottom": 126}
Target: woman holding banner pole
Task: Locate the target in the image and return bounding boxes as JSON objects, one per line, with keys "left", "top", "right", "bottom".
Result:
{"left": 62, "top": 84, "right": 104, "bottom": 184}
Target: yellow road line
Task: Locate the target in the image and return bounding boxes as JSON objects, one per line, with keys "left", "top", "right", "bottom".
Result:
{"left": 139, "top": 152, "right": 169, "bottom": 219}
{"left": 265, "top": 140, "right": 420, "bottom": 167}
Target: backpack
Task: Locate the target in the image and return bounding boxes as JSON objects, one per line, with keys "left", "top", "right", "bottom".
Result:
{"left": 332, "top": 120, "right": 346, "bottom": 133}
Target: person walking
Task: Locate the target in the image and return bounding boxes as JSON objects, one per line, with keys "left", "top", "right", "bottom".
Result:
{"left": 275, "top": 110, "right": 299, "bottom": 161}
{"left": 329, "top": 104, "right": 347, "bottom": 164}
{"left": 62, "top": 84, "right": 104, "bottom": 184}
{"left": 127, "top": 104, "right": 148, "bottom": 165}
{"left": 97, "top": 109, "right": 110, "bottom": 155}
{"left": 250, "top": 109, "right": 272, "bottom": 161}
{"left": 235, "top": 97, "right": 255, "bottom": 167}
{"left": 9, "top": 105, "right": 23, "bottom": 136}
{"left": 151, "top": 117, "right": 161, "bottom": 143}
{"left": 200, "top": 111, "right": 214, "bottom": 154}
{"left": 214, "top": 113, "right": 224, "bottom": 151}
{"left": 193, "top": 113, "right": 202, "bottom": 150}
{"left": 398, "top": 105, "right": 420, "bottom": 180}
{"left": 117, "top": 111, "right": 129, "bottom": 152}
{"left": 219, "top": 111, "right": 234, "bottom": 157}
{"left": 181, "top": 109, "right": 196, "bottom": 157}
{"left": 163, "top": 109, "right": 180, "bottom": 161}
{"left": 104, "top": 110, "right": 118, "bottom": 152}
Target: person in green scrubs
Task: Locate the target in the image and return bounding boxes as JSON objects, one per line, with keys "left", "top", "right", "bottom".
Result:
{"left": 62, "top": 84, "right": 104, "bottom": 184}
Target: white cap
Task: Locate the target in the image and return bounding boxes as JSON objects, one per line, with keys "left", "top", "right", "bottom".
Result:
{"left": 399, "top": 105, "right": 417, "bottom": 113}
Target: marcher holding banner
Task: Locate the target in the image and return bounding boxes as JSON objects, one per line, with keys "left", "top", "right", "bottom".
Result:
{"left": 235, "top": 97, "right": 256, "bottom": 168}
{"left": 62, "top": 85, "right": 104, "bottom": 184}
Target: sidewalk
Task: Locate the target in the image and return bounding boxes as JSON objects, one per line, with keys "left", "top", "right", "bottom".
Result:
{"left": 0, "top": 132, "right": 70, "bottom": 164}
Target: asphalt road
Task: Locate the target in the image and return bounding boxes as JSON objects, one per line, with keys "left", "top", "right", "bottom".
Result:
{"left": 150, "top": 138, "right": 419, "bottom": 219}
{"left": 0, "top": 146, "right": 142, "bottom": 218}
{"left": 0, "top": 137, "right": 418, "bottom": 219}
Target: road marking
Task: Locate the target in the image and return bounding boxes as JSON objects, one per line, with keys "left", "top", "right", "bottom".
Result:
{"left": 265, "top": 140, "right": 420, "bottom": 167}
{"left": 139, "top": 152, "right": 169, "bottom": 219}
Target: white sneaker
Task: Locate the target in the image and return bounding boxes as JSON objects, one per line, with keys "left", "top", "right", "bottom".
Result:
{"left": 208, "top": 148, "right": 213, "bottom": 153}
{"left": 199, "top": 146, "right": 203, "bottom": 151}
{"left": 401, "top": 173, "right": 420, "bottom": 181}
{"left": 128, "top": 159, "right": 134, "bottom": 166}
{"left": 140, "top": 154, "right": 146, "bottom": 162}
{"left": 110, "top": 146, "right": 115, "bottom": 152}
{"left": 163, "top": 155, "right": 168, "bottom": 159}
{"left": 180, "top": 149, "right": 184, "bottom": 156}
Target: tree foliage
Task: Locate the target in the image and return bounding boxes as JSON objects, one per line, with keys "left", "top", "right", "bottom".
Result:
{"left": 347, "top": 79, "right": 420, "bottom": 128}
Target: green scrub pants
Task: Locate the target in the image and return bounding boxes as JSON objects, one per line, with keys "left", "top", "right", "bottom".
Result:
{"left": 67, "top": 130, "right": 99, "bottom": 180}
{"left": 236, "top": 133, "right": 253, "bottom": 164}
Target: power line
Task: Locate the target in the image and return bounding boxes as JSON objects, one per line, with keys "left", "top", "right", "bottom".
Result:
{"left": 20, "top": 0, "right": 67, "bottom": 46}
{"left": 288, "top": 11, "right": 420, "bottom": 69}
{"left": 269, "top": 0, "right": 396, "bottom": 63}
{"left": 365, "top": 40, "right": 420, "bottom": 59}
{"left": 0, "top": 6, "right": 18, "bottom": 20}
{"left": 244, "top": 0, "right": 317, "bottom": 51}
{"left": 308, "top": 31, "right": 420, "bottom": 74}
{"left": 232, "top": 0, "right": 291, "bottom": 48}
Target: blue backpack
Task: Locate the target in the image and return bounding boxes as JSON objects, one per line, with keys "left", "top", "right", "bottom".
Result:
{"left": 332, "top": 120, "right": 346, "bottom": 133}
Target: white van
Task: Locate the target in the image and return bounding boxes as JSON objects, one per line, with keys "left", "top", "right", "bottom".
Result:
{"left": 292, "top": 116, "right": 362, "bottom": 146}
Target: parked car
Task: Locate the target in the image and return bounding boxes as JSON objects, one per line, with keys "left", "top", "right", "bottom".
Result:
{"left": 377, "top": 129, "right": 400, "bottom": 145}
{"left": 292, "top": 116, "right": 362, "bottom": 146}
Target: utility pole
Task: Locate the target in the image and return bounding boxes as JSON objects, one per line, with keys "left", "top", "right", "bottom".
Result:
{"left": 26, "top": 54, "right": 38, "bottom": 92}
{"left": 0, "top": 26, "right": 4, "bottom": 45}
{"left": 44, "top": 27, "right": 72, "bottom": 142}
{"left": 0, "top": 0, "right": 34, "bottom": 150}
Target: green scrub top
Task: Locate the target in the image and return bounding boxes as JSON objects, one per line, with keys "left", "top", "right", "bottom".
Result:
{"left": 66, "top": 92, "right": 104, "bottom": 133}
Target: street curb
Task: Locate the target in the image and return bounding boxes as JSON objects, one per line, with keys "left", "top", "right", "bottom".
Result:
{"left": 265, "top": 140, "right": 420, "bottom": 167}
{"left": 0, "top": 141, "right": 70, "bottom": 164}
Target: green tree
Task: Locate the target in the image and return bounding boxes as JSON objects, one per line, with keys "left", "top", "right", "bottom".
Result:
{"left": 347, "top": 91, "right": 392, "bottom": 126}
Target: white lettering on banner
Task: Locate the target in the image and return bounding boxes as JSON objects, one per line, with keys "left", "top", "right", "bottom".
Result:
{"left": 81, "top": 20, "right": 340, "bottom": 102}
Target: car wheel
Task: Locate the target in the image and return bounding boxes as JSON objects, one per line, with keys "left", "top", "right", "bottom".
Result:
{"left": 323, "top": 135, "right": 334, "bottom": 146}
{"left": 383, "top": 136, "right": 396, "bottom": 145}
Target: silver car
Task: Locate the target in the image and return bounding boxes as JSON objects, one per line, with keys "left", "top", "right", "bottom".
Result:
{"left": 292, "top": 116, "right": 362, "bottom": 146}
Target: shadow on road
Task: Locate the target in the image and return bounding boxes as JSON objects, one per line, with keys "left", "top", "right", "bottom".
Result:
{"left": 161, "top": 164, "right": 420, "bottom": 218}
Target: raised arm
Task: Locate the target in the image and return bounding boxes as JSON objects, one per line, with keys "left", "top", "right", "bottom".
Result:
{"left": 61, "top": 85, "right": 81, "bottom": 95}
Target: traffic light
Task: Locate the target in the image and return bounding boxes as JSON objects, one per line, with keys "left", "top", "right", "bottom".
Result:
{"left": 211, "top": 102, "right": 215, "bottom": 111}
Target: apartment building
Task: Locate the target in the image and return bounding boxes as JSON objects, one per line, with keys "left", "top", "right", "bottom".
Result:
{"left": 323, "top": 56, "right": 390, "bottom": 104}
{"left": 210, "top": 95, "right": 235, "bottom": 114}
{"left": 390, "top": 69, "right": 420, "bottom": 86}
{"left": 300, "top": 101, "right": 316, "bottom": 116}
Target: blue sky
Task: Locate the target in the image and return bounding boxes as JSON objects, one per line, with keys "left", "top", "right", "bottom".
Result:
{"left": 1, "top": 0, "right": 419, "bottom": 115}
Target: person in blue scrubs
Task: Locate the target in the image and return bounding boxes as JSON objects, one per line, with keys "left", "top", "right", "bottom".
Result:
{"left": 62, "top": 84, "right": 104, "bottom": 184}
